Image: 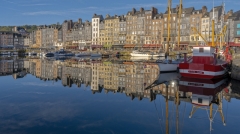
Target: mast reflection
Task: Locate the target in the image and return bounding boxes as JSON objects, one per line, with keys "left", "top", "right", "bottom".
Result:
{"left": 1, "top": 57, "right": 239, "bottom": 133}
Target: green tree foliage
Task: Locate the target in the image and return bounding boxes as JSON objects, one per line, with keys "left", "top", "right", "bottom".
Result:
{"left": 0, "top": 25, "right": 38, "bottom": 32}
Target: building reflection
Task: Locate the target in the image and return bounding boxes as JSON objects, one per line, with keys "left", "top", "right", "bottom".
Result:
{"left": 1, "top": 57, "right": 240, "bottom": 102}
{"left": 2, "top": 57, "right": 240, "bottom": 133}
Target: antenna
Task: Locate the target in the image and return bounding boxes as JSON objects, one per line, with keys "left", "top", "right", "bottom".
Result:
{"left": 213, "top": 0, "right": 215, "bottom": 19}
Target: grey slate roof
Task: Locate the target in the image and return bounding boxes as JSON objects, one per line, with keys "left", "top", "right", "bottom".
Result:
{"left": 210, "top": 6, "right": 222, "bottom": 12}
{"left": 202, "top": 12, "right": 209, "bottom": 18}
{"left": 182, "top": 7, "right": 194, "bottom": 14}
{"left": 153, "top": 13, "right": 163, "bottom": 19}
{"left": 165, "top": 8, "right": 177, "bottom": 14}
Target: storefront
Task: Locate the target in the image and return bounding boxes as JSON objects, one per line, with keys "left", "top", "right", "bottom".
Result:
{"left": 91, "top": 45, "right": 103, "bottom": 50}
{"left": 142, "top": 44, "right": 162, "bottom": 50}
{"left": 123, "top": 44, "right": 135, "bottom": 49}
{"left": 103, "top": 44, "right": 112, "bottom": 50}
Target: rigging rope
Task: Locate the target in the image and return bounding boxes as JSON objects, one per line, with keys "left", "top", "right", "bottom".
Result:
{"left": 154, "top": 99, "right": 164, "bottom": 134}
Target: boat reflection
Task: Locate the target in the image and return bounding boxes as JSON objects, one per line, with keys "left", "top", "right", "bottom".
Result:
{"left": 1, "top": 57, "right": 239, "bottom": 133}
{"left": 179, "top": 77, "right": 229, "bottom": 132}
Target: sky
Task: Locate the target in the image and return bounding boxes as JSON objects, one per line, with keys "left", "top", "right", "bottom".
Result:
{"left": 0, "top": 0, "right": 239, "bottom": 26}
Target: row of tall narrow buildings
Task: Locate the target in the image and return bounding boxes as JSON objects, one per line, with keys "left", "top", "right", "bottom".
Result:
{"left": 1, "top": 5, "right": 240, "bottom": 50}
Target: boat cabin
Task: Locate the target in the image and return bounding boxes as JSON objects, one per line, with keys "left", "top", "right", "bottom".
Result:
{"left": 192, "top": 94, "right": 213, "bottom": 106}
{"left": 192, "top": 46, "right": 215, "bottom": 64}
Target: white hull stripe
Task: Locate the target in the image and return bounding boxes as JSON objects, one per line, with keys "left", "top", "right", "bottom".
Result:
{"left": 179, "top": 79, "right": 227, "bottom": 88}
{"left": 179, "top": 69, "right": 226, "bottom": 76}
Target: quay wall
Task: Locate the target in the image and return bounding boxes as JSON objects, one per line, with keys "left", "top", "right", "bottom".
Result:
{"left": 231, "top": 50, "right": 240, "bottom": 81}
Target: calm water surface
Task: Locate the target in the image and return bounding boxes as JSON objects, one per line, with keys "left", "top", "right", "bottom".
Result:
{"left": 0, "top": 56, "right": 240, "bottom": 134}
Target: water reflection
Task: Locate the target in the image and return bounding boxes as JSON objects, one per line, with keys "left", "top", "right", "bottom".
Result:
{"left": 0, "top": 56, "right": 240, "bottom": 134}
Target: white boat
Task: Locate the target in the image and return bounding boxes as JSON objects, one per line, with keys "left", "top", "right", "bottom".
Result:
{"left": 28, "top": 52, "right": 37, "bottom": 56}
{"left": 0, "top": 52, "right": 11, "bottom": 55}
{"left": 75, "top": 52, "right": 91, "bottom": 57}
{"left": 130, "top": 50, "right": 164, "bottom": 57}
{"left": 44, "top": 52, "right": 55, "bottom": 57}
{"left": 157, "top": 59, "right": 183, "bottom": 72}
{"left": 55, "top": 49, "right": 74, "bottom": 56}
{"left": 91, "top": 53, "right": 102, "bottom": 57}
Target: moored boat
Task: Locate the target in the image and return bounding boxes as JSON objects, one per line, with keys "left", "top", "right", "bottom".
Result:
{"left": 157, "top": 59, "right": 183, "bottom": 72}
{"left": 55, "top": 49, "right": 74, "bottom": 56}
{"left": 44, "top": 52, "right": 55, "bottom": 57}
{"left": 91, "top": 53, "right": 102, "bottom": 57}
{"left": 28, "top": 52, "right": 37, "bottom": 56}
{"left": 75, "top": 52, "right": 91, "bottom": 57}
{"left": 130, "top": 50, "right": 163, "bottom": 57}
{"left": 179, "top": 46, "right": 229, "bottom": 79}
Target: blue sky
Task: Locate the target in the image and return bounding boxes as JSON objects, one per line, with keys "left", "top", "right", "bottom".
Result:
{"left": 0, "top": 0, "right": 239, "bottom": 26}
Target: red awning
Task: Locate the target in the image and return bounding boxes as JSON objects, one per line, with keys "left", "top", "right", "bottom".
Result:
{"left": 143, "top": 44, "right": 150, "bottom": 48}
{"left": 229, "top": 42, "right": 240, "bottom": 47}
{"left": 149, "top": 44, "right": 161, "bottom": 47}
{"left": 143, "top": 44, "right": 162, "bottom": 48}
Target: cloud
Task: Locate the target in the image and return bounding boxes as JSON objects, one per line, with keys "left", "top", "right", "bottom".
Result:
{"left": 21, "top": 3, "right": 165, "bottom": 17}
{"left": 22, "top": 82, "right": 57, "bottom": 87}
{"left": 20, "top": 3, "right": 51, "bottom": 6}
{"left": 22, "top": 11, "right": 66, "bottom": 16}
{"left": 126, "top": 3, "right": 166, "bottom": 8}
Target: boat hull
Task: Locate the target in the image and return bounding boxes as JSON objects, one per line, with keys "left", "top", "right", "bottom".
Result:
{"left": 75, "top": 52, "right": 91, "bottom": 57}
{"left": 130, "top": 53, "right": 161, "bottom": 57}
{"left": 158, "top": 63, "right": 179, "bottom": 72}
{"left": 91, "top": 54, "right": 102, "bottom": 57}
{"left": 179, "top": 63, "right": 228, "bottom": 79}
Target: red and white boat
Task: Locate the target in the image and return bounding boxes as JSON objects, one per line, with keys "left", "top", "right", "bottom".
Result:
{"left": 179, "top": 77, "right": 228, "bottom": 106}
{"left": 179, "top": 46, "right": 229, "bottom": 79}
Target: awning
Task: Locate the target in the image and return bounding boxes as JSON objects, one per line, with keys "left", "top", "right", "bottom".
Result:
{"left": 124, "top": 44, "right": 135, "bottom": 48}
{"left": 148, "top": 44, "right": 162, "bottom": 47}
{"left": 229, "top": 42, "right": 240, "bottom": 47}
{"left": 143, "top": 44, "right": 162, "bottom": 48}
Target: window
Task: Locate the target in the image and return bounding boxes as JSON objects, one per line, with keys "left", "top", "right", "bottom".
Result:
{"left": 237, "top": 24, "right": 240, "bottom": 28}
{"left": 198, "top": 98, "right": 202, "bottom": 104}
{"left": 237, "top": 31, "right": 240, "bottom": 35}
{"left": 199, "top": 48, "right": 204, "bottom": 52}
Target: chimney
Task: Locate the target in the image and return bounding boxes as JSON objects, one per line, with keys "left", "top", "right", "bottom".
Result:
{"left": 78, "top": 18, "right": 82, "bottom": 24}
{"left": 132, "top": 8, "right": 136, "bottom": 14}
{"left": 202, "top": 6, "right": 207, "bottom": 14}
{"left": 14, "top": 26, "right": 17, "bottom": 32}
{"left": 151, "top": 7, "right": 158, "bottom": 14}
{"left": 106, "top": 14, "right": 110, "bottom": 18}
{"left": 176, "top": 5, "right": 179, "bottom": 12}
{"left": 69, "top": 20, "right": 73, "bottom": 28}
{"left": 228, "top": 10, "right": 233, "bottom": 16}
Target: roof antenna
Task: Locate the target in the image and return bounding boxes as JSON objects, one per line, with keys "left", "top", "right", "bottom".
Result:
{"left": 213, "top": 0, "right": 215, "bottom": 20}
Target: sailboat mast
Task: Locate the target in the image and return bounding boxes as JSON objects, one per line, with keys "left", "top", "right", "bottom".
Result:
{"left": 178, "top": 0, "right": 182, "bottom": 50}
{"left": 176, "top": 86, "right": 180, "bottom": 134}
{"left": 165, "top": 84, "right": 169, "bottom": 134}
{"left": 166, "top": 0, "right": 172, "bottom": 56}
{"left": 220, "top": 2, "right": 225, "bottom": 49}
{"left": 212, "top": 0, "right": 215, "bottom": 47}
